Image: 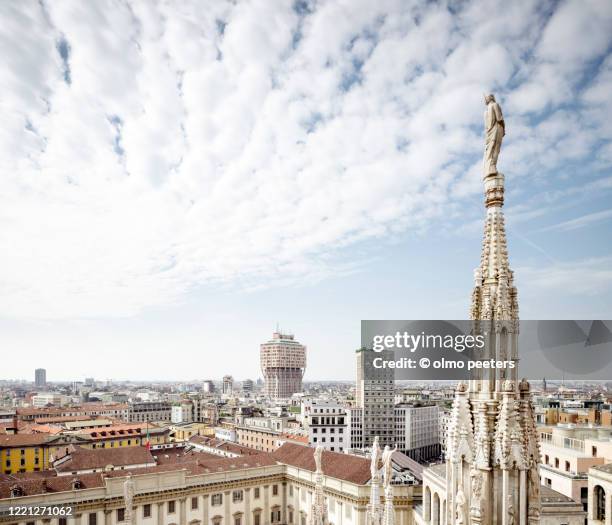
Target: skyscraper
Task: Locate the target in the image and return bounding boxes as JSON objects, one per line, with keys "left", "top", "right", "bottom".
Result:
{"left": 355, "top": 348, "right": 395, "bottom": 449}
{"left": 260, "top": 331, "right": 306, "bottom": 400}
{"left": 222, "top": 375, "right": 233, "bottom": 395}
{"left": 34, "top": 368, "right": 46, "bottom": 388}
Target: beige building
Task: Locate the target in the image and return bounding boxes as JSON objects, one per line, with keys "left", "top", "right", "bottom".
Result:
{"left": 260, "top": 332, "right": 306, "bottom": 400}
{"left": 0, "top": 442, "right": 417, "bottom": 525}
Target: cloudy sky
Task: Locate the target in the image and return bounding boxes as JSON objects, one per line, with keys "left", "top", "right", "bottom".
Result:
{"left": 1, "top": 0, "right": 612, "bottom": 382}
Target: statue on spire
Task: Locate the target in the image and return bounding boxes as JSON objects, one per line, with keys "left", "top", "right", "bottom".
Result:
{"left": 483, "top": 93, "right": 505, "bottom": 177}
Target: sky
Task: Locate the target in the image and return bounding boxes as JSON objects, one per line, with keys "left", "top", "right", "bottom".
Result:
{"left": 1, "top": 0, "right": 612, "bottom": 382}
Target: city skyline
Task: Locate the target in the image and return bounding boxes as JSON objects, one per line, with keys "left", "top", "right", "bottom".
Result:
{"left": 2, "top": 0, "right": 612, "bottom": 381}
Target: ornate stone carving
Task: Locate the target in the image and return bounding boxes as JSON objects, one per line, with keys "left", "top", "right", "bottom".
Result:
{"left": 366, "top": 436, "right": 384, "bottom": 525}
{"left": 469, "top": 469, "right": 483, "bottom": 519}
{"left": 310, "top": 446, "right": 328, "bottom": 525}
{"left": 123, "top": 474, "right": 135, "bottom": 525}
{"left": 456, "top": 488, "right": 466, "bottom": 525}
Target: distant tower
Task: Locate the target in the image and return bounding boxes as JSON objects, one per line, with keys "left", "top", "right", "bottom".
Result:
{"left": 242, "top": 379, "right": 254, "bottom": 393}
{"left": 542, "top": 377, "right": 547, "bottom": 393}
{"left": 34, "top": 368, "right": 46, "bottom": 388}
{"left": 222, "top": 375, "right": 234, "bottom": 395}
{"left": 260, "top": 331, "right": 306, "bottom": 400}
{"left": 202, "top": 380, "right": 215, "bottom": 393}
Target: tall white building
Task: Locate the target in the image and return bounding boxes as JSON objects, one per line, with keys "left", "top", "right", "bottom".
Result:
{"left": 302, "top": 400, "right": 348, "bottom": 453}
{"left": 171, "top": 402, "right": 194, "bottom": 424}
{"left": 202, "top": 380, "right": 215, "bottom": 393}
{"left": 260, "top": 331, "right": 306, "bottom": 400}
{"left": 223, "top": 375, "right": 234, "bottom": 396}
{"left": 394, "top": 403, "right": 440, "bottom": 462}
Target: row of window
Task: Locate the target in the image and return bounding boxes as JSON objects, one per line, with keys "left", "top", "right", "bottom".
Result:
{"left": 210, "top": 485, "right": 278, "bottom": 506}
{"left": 312, "top": 437, "right": 343, "bottom": 443}
{"left": 3, "top": 448, "right": 39, "bottom": 456}
{"left": 543, "top": 455, "right": 572, "bottom": 473}
{"left": 4, "top": 457, "right": 37, "bottom": 467}
{"left": 312, "top": 428, "right": 344, "bottom": 434}
{"left": 310, "top": 417, "right": 345, "bottom": 425}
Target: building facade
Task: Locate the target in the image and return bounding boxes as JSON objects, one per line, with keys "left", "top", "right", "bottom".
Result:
{"left": 0, "top": 443, "right": 416, "bottom": 525}
{"left": 34, "top": 368, "right": 46, "bottom": 388}
{"left": 302, "top": 400, "right": 347, "bottom": 453}
{"left": 223, "top": 376, "right": 234, "bottom": 396}
{"left": 394, "top": 403, "right": 440, "bottom": 463}
{"left": 260, "top": 332, "right": 306, "bottom": 400}
{"left": 128, "top": 401, "right": 172, "bottom": 423}
{"left": 171, "top": 402, "right": 194, "bottom": 424}
{"left": 355, "top": 348, "right": 394, "bottom": 449}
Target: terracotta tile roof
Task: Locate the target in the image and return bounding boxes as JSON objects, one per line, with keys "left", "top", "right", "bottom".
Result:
{"left": 0, "top": 434, "right": 50, "bottom": 447}
{"left": 36, "top": 415, "right": 94, "bottom": 423}
{"left": 16, "top": 404, "right": 128, "bottom": 417}
{"left": 53, "top": 445, "right": 155, "bottom": 472}
{"left": 271, "top": 442, "right": 372, "bottom": 484}
{"left": 0, "top": 443, "right": 371, "bottom": 499}
{"left": 0, "top": 472, "right": 105, "bottom": 498}
{"left": 189, "top": 436, "right": 259, "bottom": 456}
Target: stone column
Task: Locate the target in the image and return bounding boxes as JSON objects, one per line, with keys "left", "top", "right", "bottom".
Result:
{"left": 157, "top": 502, "right": 164, "bottom": 525}
{"left": 281, "top": 483, "right": 287, "bottom": 524}
{"left": 502, "top": 470, "right": 509, "bottom": 525}
{"left": 337, "top": 501, "right": 343, "bottom": 525}
{"left": 225, "top": 491, "right": 231, "bottom": 524}
{"left": 180, "top": 497, "right": 187, "bottom": 525}
{"left": 203, "top": 494, "right": 210, "bottom": 525}
{"left": 264, "top": 485, "right": 270, "bottom": 525}
{"left": 431, "top": 495, "right": 438, "bottom": 525}
{"left": 245, "top": 489, "right": 251, "bottom": 525}
{"left": 104, "top": 510, "right": 112, "bottom": 525}
{"left": 519, "top": 470, "right": 526, "bottom": 525}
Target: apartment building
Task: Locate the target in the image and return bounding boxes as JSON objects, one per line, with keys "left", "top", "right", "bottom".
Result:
{"left": 127, "top": 401, "right": 172, "bottom": 423}
{"left": 394, "top": 403, "right": 440, "bottom": 462}
{"left": 539, "top": 426, "right": 612, "bottom": 512}
{"left": 301, "top": 400, "right": 347, "bottom": 453}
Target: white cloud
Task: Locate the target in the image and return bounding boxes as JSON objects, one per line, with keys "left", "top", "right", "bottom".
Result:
{"left": 1, "top": 0, "right": 611, "bottom": 319}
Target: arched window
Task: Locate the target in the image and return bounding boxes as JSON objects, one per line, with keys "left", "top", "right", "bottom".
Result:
{"left": 432, "top": 493, "right": 440, "bottom": 525}
{"left": 595, "top": 485, "right": 606, "bottom": 520}
{"left": 424, "top": 486, "right": 431, "bottom": 522}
